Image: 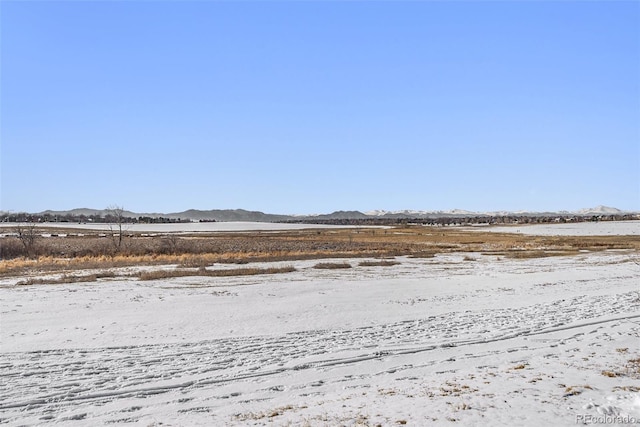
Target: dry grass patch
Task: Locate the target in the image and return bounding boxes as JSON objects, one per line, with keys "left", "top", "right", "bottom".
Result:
{"left": 564, "top": 385, "right": 593, "bottom": 397}
{"left": 439, "top": 381, "right": 478, "bottom": 397}
{"left": 17, "top": 271, "right": 116, "bottom": 286}
{"left": 313, "top": 262, "right": 352, "bottom": 269}
{"left": 176, "top": 254, "right": 219, "bottom": 268}
{"left": 625, "top": 357, "right": 640, "bottom": 377}
{"left": 502, "top": 250, "right": 580, "bottom": 259}
{"left": 408, "top": 251, "right": 437, "bottom": 258}
{"left": 613, "top": 385, "right": 640, "bottom": 392}
{"left": 232, "top": 405, "right": 301, "bottom": 421}
{"left": 0, "top": 254, "right": 184, "bottom": 277}
{"left": 358, "top": 260, "right": 400, "bottom": 267}
{"left": 137, "top": 265, "right": 296, "bottom": 281}
{"left": 599, "top": 355, "right": 640, "bottom": 379}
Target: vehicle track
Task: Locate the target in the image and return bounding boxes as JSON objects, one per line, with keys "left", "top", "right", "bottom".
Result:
{"left": 2, "top": 290, "right": 638, "bottom": 424}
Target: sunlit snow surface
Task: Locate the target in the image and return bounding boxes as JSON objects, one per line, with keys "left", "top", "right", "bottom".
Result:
{"left": 1, "top": 225, "right": 639, "bottom": 426}
{"left": 469, "top": 220, "right": 639, "bottom": 236}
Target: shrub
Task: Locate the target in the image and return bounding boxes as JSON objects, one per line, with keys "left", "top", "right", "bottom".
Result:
{"left": 138, "top": 265, "right": 296, "bottom": 281}
{"left": 16, "top": 271, "right": 115, "bottom": 286}
{"left": 358, "top": 260, "right": 400, "bottom": 267}
{"left": 0, "top": 238, "right": 26, "bottom": 259}
{"left": 313, "top": 262, "right": 352, "bottom": 269}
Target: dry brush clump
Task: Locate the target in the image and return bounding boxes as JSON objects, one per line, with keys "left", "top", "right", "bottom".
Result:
{"left": 0, "top": 238, "right": 31, "bottom": 259}
{"left": 313, "top": 262, "right": 352, "bottom": 269}
{"left": 137, "top": 265, "right": 296, "bottom": 281}
{"left": 0, "top": 254, "right": 183, "bottom": 277}
{"left": 600, "top": 353, "right": 640, "bottom": 379}
{"left": 16, "top": 271, "right": 116, "bottom": 286}
{"left": 501, "top": 250, "right": 580, "bottom": 259}
{"left": 625, "top": 357, "right": 640, "bottom": 377}
{"left": 358, "top": 260, "right": 400, "bottom": 267}
{"left": 408, "top": 251, "right": 438, "bottom": 258}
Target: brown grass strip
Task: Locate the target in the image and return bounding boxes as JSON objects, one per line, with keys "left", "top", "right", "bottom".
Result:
{"left": 17, "top": 271, "right": 115, "bottom": 286}
{"left": 2, "top": 226, "right": 638, "bottom": 277}
{"left": 501, "top": 250, "right": 580, "bottom": 259}
{"left": 358, "top": 260, "right": 400, "bottom": 267}
{"left": 137, "top": 265, "right": 296, "bottom": 281}
{"left": 313, "top": 262, "right": 352, "bottom": 269}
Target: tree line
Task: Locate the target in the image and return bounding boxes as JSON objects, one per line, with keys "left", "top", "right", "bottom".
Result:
{"left": 0, "top": 212, "right": 191, "bottom": 224}
{"left": 286, "top": 214, "right": 639, "bottom": 226}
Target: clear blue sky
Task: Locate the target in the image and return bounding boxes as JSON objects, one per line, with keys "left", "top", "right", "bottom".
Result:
{"left": 2, "top": 1, "right": 639, "bottom": 214}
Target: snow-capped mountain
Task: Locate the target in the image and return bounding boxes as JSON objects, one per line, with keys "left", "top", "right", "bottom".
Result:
{"left": 575, "top": 205, "right": 624, "bottom": 215}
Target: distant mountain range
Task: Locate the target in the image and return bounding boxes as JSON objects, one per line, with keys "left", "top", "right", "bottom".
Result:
{"left": 365, "top": 205, "right": 628, "bottom": 218}
{"left": 25, "top": 205, "right": 635, "bottom": 222}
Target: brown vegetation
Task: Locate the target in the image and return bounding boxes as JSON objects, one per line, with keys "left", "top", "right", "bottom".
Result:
{"left": 313, "top": 262, "right": 352, "bottom": 269}
{"left": 137, "top": 265, "right": 296, "bottom": 281}
{"left": 358, "top": 260, "right": 400, "bottom": 267}
{"left": 624, "top": 357, "right": 640, "bottom": 378}
{"left": 493, "top": 250, "right": 581, "bottom": 259}
{"left": 14, "top": 265, "right": 297, "bottom": 284}
{"left": 1, "top": 225, "right": 638, "bottom": 278}
{"left": 16, "top": 271, "right": 116, "bottom": 286}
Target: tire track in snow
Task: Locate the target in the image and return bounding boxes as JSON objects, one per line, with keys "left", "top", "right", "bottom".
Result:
{"left": 1, "top": 290, "right": 638, "bottom": 424}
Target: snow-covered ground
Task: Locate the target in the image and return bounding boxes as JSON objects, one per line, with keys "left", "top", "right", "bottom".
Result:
{"left": 2, "top": 248, "right": 639, "bottom": 426}
{"left": 0, "top": 221, "right": 352, "bottom": 234}
{"left": 471, "top": 220, "right": 639, "bottom": 236}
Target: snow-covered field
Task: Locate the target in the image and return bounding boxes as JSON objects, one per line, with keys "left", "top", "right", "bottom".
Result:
{"left": 2, "top": 240, "right": 639, "bottom": 425}
{"left": 471, "top": 220, "right": 639, "bottom": 236}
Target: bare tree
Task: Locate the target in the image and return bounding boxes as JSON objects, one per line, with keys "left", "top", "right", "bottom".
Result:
{"left": 14, "top": 222, "right": 39, "bottom": 258}
{"left": 106, "top": 205, "right": 128, "bottom": 252}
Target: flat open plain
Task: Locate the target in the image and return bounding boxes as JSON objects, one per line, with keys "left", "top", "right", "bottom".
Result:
{"left": 1, "top": 222, "right": 639, "bottom": 426}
